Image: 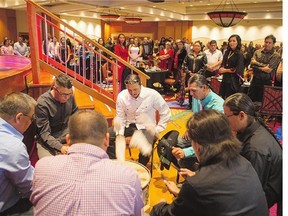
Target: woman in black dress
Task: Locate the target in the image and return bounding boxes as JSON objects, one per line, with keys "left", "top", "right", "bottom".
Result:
{"left": 219, "top": 34, "right": 245, "bottom": 99}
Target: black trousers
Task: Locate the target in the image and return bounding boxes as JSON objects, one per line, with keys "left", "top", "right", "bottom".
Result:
{"left": 107, "top": 124, "right": 154, "bottom": 166}
{"left": 248, "top": 77, "right": 272, "bottom": 102}
{"left": 0, "top": 198, "right": 33, "bottom": 216}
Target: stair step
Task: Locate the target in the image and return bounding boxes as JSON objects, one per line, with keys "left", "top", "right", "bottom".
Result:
{"left": 74, "top": 88, "right": 95, "bottom": 110}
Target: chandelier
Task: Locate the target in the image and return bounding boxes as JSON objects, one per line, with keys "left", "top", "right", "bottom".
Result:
{"left": 207, "top": 0, "right": 247, "bottom": 28}
{"left": 100, "top": 14, "right": 120, "bottom": 22}
{"left": 123, "top": 17, "right": 142, "bottom": 24}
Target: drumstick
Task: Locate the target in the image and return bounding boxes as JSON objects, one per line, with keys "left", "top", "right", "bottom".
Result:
{"left": 153, "top": 163, "right": 176, "bottom": 197}
{"left": 153, "top": 163, "right": 167, "bottom": 181}
{"left": 161, "top": 173, "right": 167, "bottom": 181}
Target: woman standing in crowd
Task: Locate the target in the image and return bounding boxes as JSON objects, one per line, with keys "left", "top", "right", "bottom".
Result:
{"left": 48, "top": 36, "right": 59, "bottom": 61}
{"left": 158, "top": 41, "right": 174, "bottom": 74}
{"left": 0, "top": 39, "right": 14, "bottom": 55}
{"left": 104, "top": 37, "right": 114, "bottom": 54}
{"left": 94, "top": 37, "right": 106, "bottom": 82}
{"left": 182, "top": 40, "right": 207, "bottom": 110}
{"left": 241, "top": 44, "right": 250, "bottom": 70}
{"left": 219, "top": 34, "right": 244, "bottom": 99}
{"left": 114, "top": 33, "right": 128, "bottom": 90}
{"left": 173, "top": 40, "right": 187, "bottom": 101}
{"left": 58, "top": 37, "right": 71, "bottom": 67}
{"left": 128, "top": 37, "right": 143, "bottom": 66}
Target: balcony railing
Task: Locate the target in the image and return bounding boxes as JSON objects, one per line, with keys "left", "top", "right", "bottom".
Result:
{"left": 25, "top": 0, "right": 149, "bottom": 109}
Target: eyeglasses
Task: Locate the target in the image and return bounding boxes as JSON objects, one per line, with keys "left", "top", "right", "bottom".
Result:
{"left": 54, "top": 87, "right": 73, "bottom": 97}
{"left": 124, "top": 79, "right": 140, "bottom": 85}
{"left": 23, "top": 113, "right": 36, "bottom": 122}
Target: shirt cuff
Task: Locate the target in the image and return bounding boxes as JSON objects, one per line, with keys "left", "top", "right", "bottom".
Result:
{"left": 118, "top": 128, "right": 125, "bottom": 136}
{"left": 183, "top": 147, "right": 195, "bottom": 158}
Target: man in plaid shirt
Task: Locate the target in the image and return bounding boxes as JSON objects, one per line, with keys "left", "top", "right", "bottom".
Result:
{"left": 31, "top": 110, "right": 143, "bottom": 215}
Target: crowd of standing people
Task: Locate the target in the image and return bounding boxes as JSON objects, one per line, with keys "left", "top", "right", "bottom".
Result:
{"left": 0, "top": 32, "right": 283, "bottom": 216}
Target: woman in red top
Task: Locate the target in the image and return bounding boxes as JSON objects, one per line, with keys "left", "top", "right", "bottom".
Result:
{"left": 114, "top": 34, "right": 129, "bottom": 90}
{"left": 158, "top": 41, "right": 174, "bottom": 74}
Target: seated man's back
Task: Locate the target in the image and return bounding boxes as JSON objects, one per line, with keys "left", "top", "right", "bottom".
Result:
{"left": 31, "top": 110, "right": 143, "bottom": 216}
{"left": 31, "top": 146, "right": 143, "bottom": 215}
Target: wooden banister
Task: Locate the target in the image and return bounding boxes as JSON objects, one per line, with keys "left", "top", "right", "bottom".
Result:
{"left": 25, "top": 0, "right": 149, "bottom": 82}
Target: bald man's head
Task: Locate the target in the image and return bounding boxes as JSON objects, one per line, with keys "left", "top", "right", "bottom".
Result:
{"left": 68, "top": 110, "right": 108, "bottom": 148}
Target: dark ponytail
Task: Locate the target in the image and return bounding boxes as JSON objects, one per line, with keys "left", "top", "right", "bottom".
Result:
{"left": 224, "top": 93, "right": 282, "bottom": 148}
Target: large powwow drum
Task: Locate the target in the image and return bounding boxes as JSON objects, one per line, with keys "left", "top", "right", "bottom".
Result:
{"left": 116, "top": 160, "right": 151, "bottom": 211}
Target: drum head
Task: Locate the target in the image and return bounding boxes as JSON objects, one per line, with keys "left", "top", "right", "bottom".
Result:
{"left": 114, "top": 160, "right": 151, "bottom": 189}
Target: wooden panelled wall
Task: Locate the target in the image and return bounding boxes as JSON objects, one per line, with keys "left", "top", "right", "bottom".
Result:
{"left": 102, "top": 21, "right": 193, "bottom": 41}
{"left": 0, "top": 9, "right": 17, "bottom": 42}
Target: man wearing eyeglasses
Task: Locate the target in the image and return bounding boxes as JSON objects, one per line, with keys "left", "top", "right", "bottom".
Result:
{"left": 0, "top": 92, "right": 36, "bottom": 215}
{"left": 108, "top": 74, "right": 171, "bottom": 166}
{"left": 35, "top": 74, "right": 78, "bottom": 159}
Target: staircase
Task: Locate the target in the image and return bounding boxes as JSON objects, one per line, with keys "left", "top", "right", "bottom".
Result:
{"left": 25, "top": 0, "right": 150, "bottom": 121}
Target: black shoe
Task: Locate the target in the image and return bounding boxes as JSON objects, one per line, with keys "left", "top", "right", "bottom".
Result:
{"left": 186, "top": 104, "right": 192, "bottom": 110}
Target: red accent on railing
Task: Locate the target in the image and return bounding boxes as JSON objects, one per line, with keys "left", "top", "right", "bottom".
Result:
{"left": 36, "top": 15, "right": 43, "bottom": 62}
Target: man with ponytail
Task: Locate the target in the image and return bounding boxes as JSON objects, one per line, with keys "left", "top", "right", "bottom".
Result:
{"left": 224, "top": 93, "right": 282, "bottom": 214}
{"left": 151, "top": 110, "right": 268, "bottom": 216}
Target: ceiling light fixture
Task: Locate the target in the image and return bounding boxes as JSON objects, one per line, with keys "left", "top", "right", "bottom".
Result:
{"left": 207, "top": 0, "right": 247, "bottom": 28}
{"left": 124, "top": 17, "right": 142, "bottom": 24}
{"left": 100, "top": 14, "right": 120, "bottom": 22}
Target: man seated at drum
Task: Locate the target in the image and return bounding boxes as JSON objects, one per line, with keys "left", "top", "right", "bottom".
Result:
{"left": 172, "top": 74, "right": 224, "bottom": 170}
{"left": 151, "top": 110, "right": 268, "bottom": 216}
{"left": 107, "top": 74, "right": 171, "bottom": 166}
{"left": 31, "top": 110, "right": 143, "bottom": 215}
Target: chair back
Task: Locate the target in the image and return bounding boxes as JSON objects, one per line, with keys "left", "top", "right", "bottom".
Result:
{"left": 210, "top": 77, "right": 221, "bottom": 95}
{"left": 259, "top": 85, "right": 282, "bottom": 116}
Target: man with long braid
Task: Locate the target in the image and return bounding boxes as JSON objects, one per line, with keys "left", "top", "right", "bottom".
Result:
{"left": 224, "top": 93, "right": 282, "bottom": 214}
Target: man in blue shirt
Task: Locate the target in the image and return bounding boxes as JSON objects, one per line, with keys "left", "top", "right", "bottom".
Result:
{"left": 172, "top": 74, "right": 224, "bottom": 169}
{"left": 0, "top": 92, "right": 36, "bottom": 215}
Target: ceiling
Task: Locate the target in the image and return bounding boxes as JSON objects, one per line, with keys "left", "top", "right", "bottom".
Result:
{"left": 0, "top": 0, "right": 283, "bottom": 22}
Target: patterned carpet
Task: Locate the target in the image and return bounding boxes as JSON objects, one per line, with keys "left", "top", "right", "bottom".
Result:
{"left": 164, "top": 94, "right": 189, "bottom": 110}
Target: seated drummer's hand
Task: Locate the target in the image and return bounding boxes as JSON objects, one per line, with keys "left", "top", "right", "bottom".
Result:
{"left": 172, "top": 147, "right": 185, "bottom": 159}
{"left": 179, "top": 168, "right": 196, "bottom": 180}
{"left": 164, "top": 180, "right": 180, "bottom": 197}
{"left": 182, "top": 131, "right": 189, "bottom": 141}
{"left": 61, "top": 145, "right": 69, "bottom": 155}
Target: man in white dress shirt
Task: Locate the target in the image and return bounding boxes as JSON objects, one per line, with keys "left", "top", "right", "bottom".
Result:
{"left": 204, "top": 40, "right": 223, "bottom": 78}
{"left": 107, "top": 74, "right": 171, "bottom": 166}
{"left": 14, "top": 36, "right": 29, "bottom": 57}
